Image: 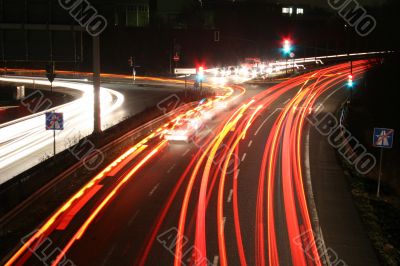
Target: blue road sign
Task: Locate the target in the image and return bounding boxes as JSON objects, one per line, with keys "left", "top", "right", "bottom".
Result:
{"left": 46, "top": 112, "right": 64, "bottom": 130}
{"left": 373, "top": 128, "right": 394, "bottom": 148}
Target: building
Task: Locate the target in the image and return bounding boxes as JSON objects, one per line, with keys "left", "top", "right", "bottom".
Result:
{"left": 91, "top": 0, "right": 150, "bottom": 28}
{"left": 281, "top": 6, "right": 304, "bottom": 16}
{"left": 110, "top": 0, "right": 150, "bottom": 28}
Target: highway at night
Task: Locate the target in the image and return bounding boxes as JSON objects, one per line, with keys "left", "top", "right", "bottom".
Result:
{"left": 2, "top": 61, "right": 379, "bottom": 266}
{"left": 1, "top": 0, "right": 398, "bottom": 265}
{"left": 0, "top": 74, "right": 197, "bottom": 182}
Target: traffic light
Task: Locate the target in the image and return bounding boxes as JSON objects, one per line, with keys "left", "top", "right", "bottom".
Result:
{"left": 347, "top": 74, "right": 354, "bottom": 88}
{"left": 46, "top": 62, "right": 56, "bottom": 83}
{"left": 282, "top": 39, "right": 292, "bottom": 55}
{"left": 197, "top": 66, "right": 205, "bottom": 81}
{"left": 128, "top": 56, "right": 134, "bottom": 67}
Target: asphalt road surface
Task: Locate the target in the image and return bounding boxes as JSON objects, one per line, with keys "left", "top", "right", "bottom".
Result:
{"left": 3, "top": 61, "right": 379, "bottom": 266}
{"left": 0, "top": 76, "right": 188, "bottom": 183}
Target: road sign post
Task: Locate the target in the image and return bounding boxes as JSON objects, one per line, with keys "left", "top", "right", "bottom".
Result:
{"left": 377, "top": 147, "right": 383, "bottom": 198}
{"left": 46, "top": 112, "right": 64, "bottom": 158}
{"left": 173, "top": 53, "right": 180, "bottom": 63}
{"left": 174, "top": 69, "right": 197, "bottom": 95}
{"left": 373, "top": 128, "right": 394, "bottom": 198}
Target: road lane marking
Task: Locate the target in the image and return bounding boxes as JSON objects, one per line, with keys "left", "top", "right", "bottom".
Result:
{"left": 128, "top": 209, "right": 141, "bottom": 226}
{"left": 235, "top": 169, "right": 240, "bottom": 179}
{"left": 248, "top": 140, "right": 253, "bottom": 147}
{"left": 167, "top": 163, "right": 176, "bottom": 173}
{"left": 102, "top": 244, "right": 117, "bottom": 266}
{"left": 320, "top": 86, "right": 343, "bottom": 106}
{"left": 227, "top": 189, "right": 233, "bottom": 203}
{"left": 241, "top": 153, "right": 247, "bottom": 162}
{"left": 311, "top": 86, "right": 343, "bottom": 116}
{"left": 182, "top": 148, "right": 190, "bottom": 157}
{"left": 283, "top": 98, "right": 291, "bottom": 104}
{"left": 255, "top": 109, "right": 279, "bottom": 136}
{"left": 223, "top": 217, "right": 226, "bottom": 228}
{"left": 314, "top": 103, "right": 323, "bottom": 114}
{"left": 149, "top": 183, "right": 160, "bottom": 196}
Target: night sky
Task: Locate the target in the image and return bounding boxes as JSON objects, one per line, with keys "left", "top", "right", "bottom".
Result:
{"left": 158, "top": 0, "right": 391, "bottom": 13}
{"left": 204, "top": 0, "right": 388, "bottom": 7}
{"left": 276, "top": 0, "right": 387, "bottom": 7}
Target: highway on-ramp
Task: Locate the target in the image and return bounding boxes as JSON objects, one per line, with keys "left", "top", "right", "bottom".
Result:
{"left": 0, "top": 76, "right": 190, "bottom": 184}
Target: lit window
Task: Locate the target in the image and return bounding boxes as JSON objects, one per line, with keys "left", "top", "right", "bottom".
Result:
{"left": 296, "top": 8, "right": 304, "bottom": 15}
{"left": 282, "top": 7, "right": 293, "bottom": 15}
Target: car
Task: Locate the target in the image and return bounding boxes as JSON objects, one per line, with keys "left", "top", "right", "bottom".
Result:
{"left": 164, "top": 118, "right": 202, "bottom": 143}
{"left": 200, "top": 108, "right": 216, "bottom": 120}
{"left": 229, "top": 66, "right": 237, "bottom": 76}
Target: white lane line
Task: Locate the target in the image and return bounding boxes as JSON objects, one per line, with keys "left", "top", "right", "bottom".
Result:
{"left": 312, "top": 86, "right": 343, "bottom": 116}
{"left": 227, "top": 189, "right": 233, "bottom": 203}
{"left": 248, "top": 140, "right": 253, "bottom": 147}
{"left": 315, "top": 104, "right": 323, "bottom": 114}
{"left": 241, "top": 153, "right": 247, "bottom": 162}
{"left": 128, "top": 209, "right": 141, "bottom": 226}
{"left": 223, "top": 217, "right": 226, "bottom": 229}
{"left": 212, "top": 255, "right": 219, "bottom": 266}
{"left": 102, "top": 244, "right": 117, "bottom": 266}
{"left": 320, "top": 86, "right": 343, "bottom": 106}
{"left": 255, "top": 109, "right": 279, "bottom": 136}
{"left": 182, "top": 148, "right": 190, "bottom": 157}
{"left": 167, "top": 163, "right": 176, "bottom": 173}
{"left": 235, "top": 169, "right": 240, "bottom": 179}
{"left": 149, "top": 183, "right": 160, "bottom": 196}
{"left": 283, "top": 98, "right": 291, "bottom": 104}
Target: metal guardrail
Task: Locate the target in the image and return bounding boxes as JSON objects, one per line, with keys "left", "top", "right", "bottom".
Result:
{"left": 0, "top": 78, "right": 79, "bottom": 129}
{"left": 0, "top": 101, "right": 197, "bottom": 228}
